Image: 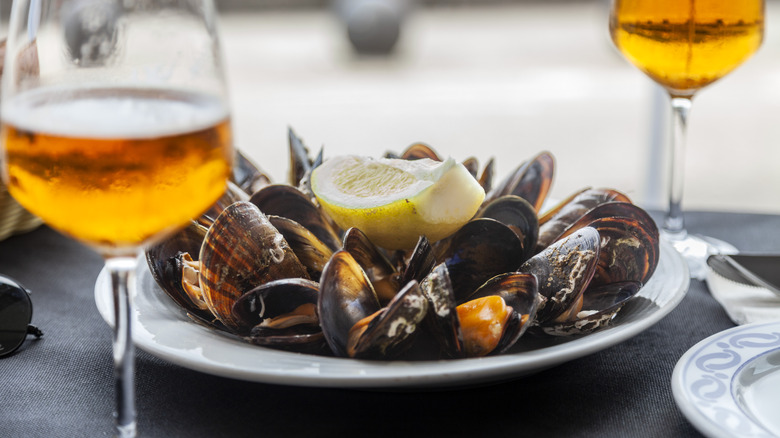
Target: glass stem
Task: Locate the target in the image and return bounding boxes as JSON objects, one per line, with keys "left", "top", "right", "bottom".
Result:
{"left": 663, "top": 96, "right": 692, "bottom": 239}
{"left": 106, "top": 255, "right": 138, "bottom": 438}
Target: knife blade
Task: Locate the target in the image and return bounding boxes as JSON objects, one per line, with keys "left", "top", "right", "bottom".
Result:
{"left": 707, "top": 254, "right": 780, "bottom": 297}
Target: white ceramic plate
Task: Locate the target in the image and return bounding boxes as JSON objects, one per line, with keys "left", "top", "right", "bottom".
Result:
{"left": 95, "top": 240, "right": 688, "bottom": 388}
{"left": 672, "top": 321, "right": 780, "bottom": 438}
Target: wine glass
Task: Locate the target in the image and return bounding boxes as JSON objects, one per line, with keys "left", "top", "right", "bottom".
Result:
{"left": 609, "top": 0, "right": 764, "bottom": 279}
{"left": 0, "top": 1, "right": 233, "bottom": 436}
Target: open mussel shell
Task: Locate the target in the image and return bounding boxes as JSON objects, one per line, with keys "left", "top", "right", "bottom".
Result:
{"left": 231, "top": 278, "right": 323, "bottom": 348}
{"left": 199, "top": 201, "right": 309, "bottom": 332}
{"left": 250, "top": 184, "right": 342, "bottom": 252}
{"left": 343, "top": 227, "right": 401, "bottom": 305}
{"left": 553, "top": 201, "right": 655, "bottom": 244}
{"left": 347, "top": 280, "right": 429, "bottom": 360}
{"left": 435, "top": 218, "right": 526, "bottom": 303}
{"left": 462, "top": 272, "right": 540, "bottom": 356}
{"left": 145, "top": 221, "right": 210, "bottom": 317}
{"left": 318, "top": 250, "right": 381, "bottom": 357}
{"left": 400, "top": 142, "right": 442, "bottom": 161}
{"left": 475, "top": 195, "right": 539, "bottom": 262}
{"left": 269, "top": 215, "right": 334, "bottom": 282}
{"left": 519, "top": 226, "right": 600, "bottom": 324}
{"left": 587, "top": 216, "right": 660, "bottom": 287}
{"left": 196, "top": 181, "right": 249, "bottom": 229}
{"left": 288, "top": 127, "right": 315, "bottom": 188}
{"left": 541, "top": 281, "right": 641, "bottom": 336}
{"left": 400, "top": 235, "right": 437, "bottom": 286}
{"left": 486, "top": 151, "right": 554, "bottom": 212}
{"left": 536, "top": 188, "right": 631, "bottom": 251}
{"left": 232, "top": 149, "right": 272, "bottom": 196}
{"left": 419, "top": 263, "right": 464, "bottom": 358}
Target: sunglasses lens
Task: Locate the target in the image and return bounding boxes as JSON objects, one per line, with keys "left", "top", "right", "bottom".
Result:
{"left": 0, "top": 276, "right": 33, "bottom": 357}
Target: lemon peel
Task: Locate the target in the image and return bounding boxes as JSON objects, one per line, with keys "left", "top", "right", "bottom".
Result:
{"left": 311, "top": 155, "right": 485, "bottom": 250}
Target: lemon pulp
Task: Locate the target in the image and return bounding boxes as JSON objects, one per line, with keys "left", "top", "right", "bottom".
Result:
{"left": 311, "top": 155, "right": 485, "bottom": 250}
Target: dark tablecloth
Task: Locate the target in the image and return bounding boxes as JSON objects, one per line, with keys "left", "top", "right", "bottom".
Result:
{"left": 2, "top": 211, "right": 779, "bottom": 438}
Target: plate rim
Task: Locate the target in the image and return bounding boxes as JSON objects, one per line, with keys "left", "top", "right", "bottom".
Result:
{"left": 95, "top": 240, "right": 689, "bottom": 388}
{"left": 671, "top": 320, "right": 780, "bottom": 438}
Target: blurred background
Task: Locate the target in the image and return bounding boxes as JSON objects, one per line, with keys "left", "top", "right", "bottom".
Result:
{"left": 6, "top": 0, "right": 780, "bottom": 215}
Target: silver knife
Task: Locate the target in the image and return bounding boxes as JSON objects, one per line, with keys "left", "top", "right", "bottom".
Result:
{"left": 707, "top": 254, "right": 780, "bottom": 297}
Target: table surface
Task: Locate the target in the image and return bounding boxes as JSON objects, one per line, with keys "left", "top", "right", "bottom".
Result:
{"left": 2, "top": 210, "right": 778, "bottom": 438}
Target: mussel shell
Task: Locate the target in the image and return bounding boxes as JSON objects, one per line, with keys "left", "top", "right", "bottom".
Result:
{"left": 231, "top": 278, "right": 321, "bottom": 346}
{"left": 553, "top": 201, "right": 655, "bottom": 244}
{"left": 400, "top": 142, "right": 442, "bottom": 161}
{"left": 536, "top": 188, "right": 631, "bottom": 251}
{"left": 288, "top": 127, "right": 315, "bottom": 188}
{"left": 250, "top": 184, "right": 342, "bottom": 252}
{"left": 232, "top": 149, "right": 272, "bottom": 196}
{"left": 343, "top": 227, "right": 400, "bottom": 305}
{"left": 462, "top": 157, "right": 479, "bottom": 178}
{"left": 519, "top": 226, "right": 600, "bottom": 324}
{"left": 467, "top": 272, "right": 540, "bottom": 354}
{"left": 487, "top": 151, "right": 554, "bottom": 212}
{"left": 199, "top": 201, "right": 309, "bottom": 332}
{"left": 435, "top": 218, "right": 526, "bottom": 304}
{"left": 419, "top": 263, "right": 464, "bottom": 358}
{"left": 318, "top": 250, "right": 381, "bottom": 357}
{"left": 145, "top": 221, "right": 209, "bottom": 316}
{"left": 476, "top": 195, "right": 539, "bottom": 263}
{"left": 477, "top": 157, "right": 495, "bottom": 195}
{"left": 348, "top": 280, "right": 429, "bottom": 360}
{"left": 541, "top": 281, "right": 641, "bottom": 336}
{"left": 588, "top": 216, "right": 660, "bottom": 287}
{"left": 269, "top": 215, "right": 334, "bottom": 282}
{"left": 196, "top": 181, "right": 249, "bottom": 229}
{"left": 400, "top": 235, "right": 437, "bottom": 286}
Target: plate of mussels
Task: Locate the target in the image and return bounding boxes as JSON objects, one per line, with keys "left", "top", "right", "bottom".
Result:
{"left": 95, "top": 141, "right": 691, "bottom": 388}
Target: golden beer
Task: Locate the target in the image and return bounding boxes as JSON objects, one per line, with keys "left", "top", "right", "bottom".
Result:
{"left": 1, "top": 87, "right": 232, "bottom": 251}
{"left": 610, "top": 0, "right": 763, "bottom": 95}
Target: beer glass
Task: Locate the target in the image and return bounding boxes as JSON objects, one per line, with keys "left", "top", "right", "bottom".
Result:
{"left": 609, "top": 0, "right": 764, "bottom": 279}
{"left": 1, "top": 1, "right": 233, "bottom": 436}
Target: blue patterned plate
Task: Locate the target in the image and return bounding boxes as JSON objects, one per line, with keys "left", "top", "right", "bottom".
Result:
{"left": 672, "top": 321, "right": 780, "bottom": 438}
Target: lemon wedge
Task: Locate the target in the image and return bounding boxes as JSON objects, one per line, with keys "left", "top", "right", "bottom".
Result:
{"left": 311, "top": 155, "right": 485, "bottom": 250}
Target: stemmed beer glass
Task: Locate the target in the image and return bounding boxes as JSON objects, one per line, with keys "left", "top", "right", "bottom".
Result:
{"left": 609, "top": 0, "right": 764, "bottom": 279}
{"left": 1, "top": 1, "right": 233, "bottom": 436}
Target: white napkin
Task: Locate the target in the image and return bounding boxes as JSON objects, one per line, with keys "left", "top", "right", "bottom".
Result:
{"left": 706, "top": 268, "right": 780, "bottom": 325}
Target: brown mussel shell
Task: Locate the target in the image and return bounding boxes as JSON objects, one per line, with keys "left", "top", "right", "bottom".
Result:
{"left": 268, "top": 215, "right": 334, "bottom": 282}
{"left": 145, "top": 221, "right": 216, "bottom": 323}
{"left": 199, "top": 201, "right": 309, "bottom": 332}
{"left": 232, "top": 150, "right": 272, "bottom": 196}
{"left": 342, "top": 227, "right": 401, "bottom": 306}
{"left": 250, "top": 184, "right": 342, "bottom": 252}
{"left": 318, "top": 250, "right": 381, "bottom": 357}
{"left": 231, "top": 278, "right": 323, "bottom": 349}
{"left": 419, "top": 263, "right": 464, "bottom": 358}
{"left": 519, "top": 226, "right": 600, "bottom": 324}
{"left": 465, "top": 272, "right": 540, "bottom": 355}
{"left": 541, "top": 281, "right": 641, "bottom": 336}
{"left": 486, "top": 151, "right": 554, "bottom": 213}
{"left": 347, "top": 280, "right": 429, "bottom": 360}
{"left": 435, "top": 218, "right": 526, "bottom": 304}
{"left": 587, "top": 216, "right": 660, "bottom": 287}
{"left": 536, "top": 188, "right": 631, "bottom": 251}
{"left": 475, "top": 195, "right": 539, "bottom": 262}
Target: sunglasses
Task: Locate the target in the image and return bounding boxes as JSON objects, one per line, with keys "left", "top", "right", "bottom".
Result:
{"left": 0, "top": 274, "right": 43, "bottom": 358}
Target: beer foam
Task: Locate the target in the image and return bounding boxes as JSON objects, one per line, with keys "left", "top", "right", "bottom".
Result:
{"left": 1, "top": 87, "right": 229, "bottom": 139}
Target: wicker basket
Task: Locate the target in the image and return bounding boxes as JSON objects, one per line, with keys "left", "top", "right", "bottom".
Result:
{"left": 0, "top": 182, "right": 42, "bottom": 241}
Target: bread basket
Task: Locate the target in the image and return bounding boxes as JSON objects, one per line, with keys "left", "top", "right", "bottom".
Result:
{"left": 0, "top": 182, "right": 42, "bottom": 241}
{"left": 0, "top": 37, "right": 43, "bottom": 241}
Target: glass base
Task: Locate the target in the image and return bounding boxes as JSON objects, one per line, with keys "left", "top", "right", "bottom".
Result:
{"left": 661, "top": 229, "right": 738, "bottom": 280}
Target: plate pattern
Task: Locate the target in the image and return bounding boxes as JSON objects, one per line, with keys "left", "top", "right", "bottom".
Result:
{"left": 674, "top": 321, "right": 780, "bottom": 438}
